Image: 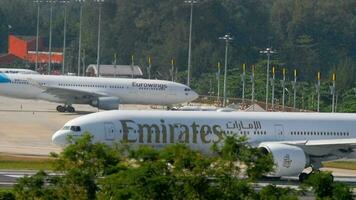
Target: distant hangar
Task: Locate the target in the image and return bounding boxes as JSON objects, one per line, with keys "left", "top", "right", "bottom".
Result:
{"left": 86, "top": 64, "right": 143, "bottom": 78}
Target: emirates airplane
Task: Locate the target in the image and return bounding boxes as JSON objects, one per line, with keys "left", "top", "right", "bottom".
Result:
{"left": 52, "top": 110, "right": 356, "bottom": 181}
{"left": 0, "top": 73, "right": 198, "bottom": 112}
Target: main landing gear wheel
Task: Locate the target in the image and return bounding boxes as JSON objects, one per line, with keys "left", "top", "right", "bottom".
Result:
{"left": 66, "top": 106, "right": 75, "bottom": 113}
{"left": 298, "top": 172, "right": 309, "bottom": 182}
{"left": 56, "top": 105, "right": 75, "bottom": 113}
{"left": 56, "top": 105, "right": 66, "bottom": 113}
{"left": 299, "top": 170, "right": 333, "bottom": 182}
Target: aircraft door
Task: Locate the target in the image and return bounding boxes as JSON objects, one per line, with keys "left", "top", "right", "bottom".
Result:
{"left": 274, "top": 124, "right": 284, "bottom": 140}
{"left": 104, "top": 122, "right": 117, "bottom": 141}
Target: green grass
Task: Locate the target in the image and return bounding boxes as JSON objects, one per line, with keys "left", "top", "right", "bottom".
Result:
{"left": 0, "top": 154, "right": 53, "bottom": 170}
{"left": 0, "top": 154, "right": 355, "bottom": 172}
{"left": 0, "top": 188, "right": 13, "bottom": 192}
{"left": 323, "top": 161, "right": 356, "bottom": 170}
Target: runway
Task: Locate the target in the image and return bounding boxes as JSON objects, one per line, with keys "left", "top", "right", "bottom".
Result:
{"left": 0, "top": 96, "right": 153, "bottom": 156}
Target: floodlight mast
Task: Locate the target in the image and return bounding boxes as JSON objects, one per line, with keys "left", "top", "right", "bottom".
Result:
{"left": 61, "top": 0, "right": 69, "bottom": 74}
{"left": 281, "top": 68, "right": 286, "bottom": 111}
{"left": 34, "top": 0, "right": 41, "bottom": 71}
{"left": 219, "top": 33, "right": 233, "bottom": 107}
{"left": 95, "top": 0, "right": 104, "bottom": 77}
{"left": 184, "top": 0, "right": 198, "bottom": 87}
{"left": 48, "top": 0, "right": 54, "bottom": 74}
{"left": 77, "top": 0, "right": 85, "bottom": 76}
{"left": 260, "top": 47, "right": 276, "bottom": 110}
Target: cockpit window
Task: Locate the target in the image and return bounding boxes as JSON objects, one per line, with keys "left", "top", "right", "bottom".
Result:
{"left": 62, "top": 126, "right": 70, "bottom": 130}
{"left": 70, "top": 126, "right": 81, "bottom": 132}
{"left": 184, "top": 88, "right": 191, "bottom": 91}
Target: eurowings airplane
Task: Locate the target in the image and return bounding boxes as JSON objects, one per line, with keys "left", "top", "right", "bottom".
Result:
{"left": 0, "top": 68, "right": 39, "bottom": 74}
{"left": 0, "top": 73, "right": 198, "bottom": 112}
{"left": 52, "top": 110, "right": 356, "bottom": 181}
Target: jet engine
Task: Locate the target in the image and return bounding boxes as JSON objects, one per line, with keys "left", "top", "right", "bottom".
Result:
{"left": 259, "top": 143, "right": 309, "bottom": 177}
{"left": 90, "top": 97, "right": 120, "bottom": 110}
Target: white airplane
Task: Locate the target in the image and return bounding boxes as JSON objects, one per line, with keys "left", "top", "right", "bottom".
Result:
{"left": 52, "top": 110, "right": 356, "bottom": 181}
{"left": 0, "top": 68, "right": 39, "bottom": 74}
{"left": 0, "top": 73, "right": 198, "bottom": 112}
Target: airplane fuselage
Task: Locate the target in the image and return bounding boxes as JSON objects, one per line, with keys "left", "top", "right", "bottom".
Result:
{"left": 53, "top": 111, "right": 355, "bottom": 155}
{"left": 52, "top": 110, "right": 356, "bottom": 178}
{"left": 0, "top": 74, "right": 198, "bottom": 106}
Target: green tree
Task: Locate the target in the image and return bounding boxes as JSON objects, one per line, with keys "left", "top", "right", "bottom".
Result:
{"left": 0, "top": 189, "right": 15, "bottom": 200}
{"left": 305, "top": 171, "right": 353, "bottom": 200}
{"left": 14, "top": 170, "right": 58, "bottom": 200}
{"left": 332, "top": 182, "right": 353, "bottom": 200}
{"left": 13, "top": 134, "right": 295, "bottom": 200}
{"left": 50, "top": 133, "right": 121, "bottom": 200}
{"left": 258, "top": 185, "right": 298, "bottom": 200}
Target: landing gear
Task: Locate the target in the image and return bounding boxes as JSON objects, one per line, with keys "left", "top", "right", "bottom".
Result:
{"left": 56, "top": 105, "right": 66, "bottom": 113}
{"left": 299, "top": 169, "right": 333, "bottom": 182}
{"left": 56, "top": 105, "right": 75, "bottom": 113}
{"left": 66, "top": 106, "right": 75, "bottom": 113}
{"left": 298, "top": 172, "right": 309, "bottom": 182}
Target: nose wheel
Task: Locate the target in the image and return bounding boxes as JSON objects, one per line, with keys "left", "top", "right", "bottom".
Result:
{"left": 56, "top": 105, "right": 75, "bottom": 113}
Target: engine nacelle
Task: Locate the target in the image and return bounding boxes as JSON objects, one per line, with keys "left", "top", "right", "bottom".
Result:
{"left": 259, "top": 143, "right": 309, "bottom": 177}
{"left": 90, "top": 97, "right": 119, "bottom": 110}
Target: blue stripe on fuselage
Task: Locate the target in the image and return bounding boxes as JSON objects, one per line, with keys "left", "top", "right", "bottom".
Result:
{"left": 0, "top": 73, "right": 11, "bottom": 83}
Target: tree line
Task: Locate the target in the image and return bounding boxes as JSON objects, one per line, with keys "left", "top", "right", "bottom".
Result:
{"left": 0, "top": 134, "right": 353, "bottom": 199}
{"left": 0, "top": 0, "right": 355, "bottom": 111}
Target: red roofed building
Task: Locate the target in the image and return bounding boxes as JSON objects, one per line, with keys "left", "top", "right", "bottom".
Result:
{"left": 0, "top": 35, "right": 63, "bottom": 72}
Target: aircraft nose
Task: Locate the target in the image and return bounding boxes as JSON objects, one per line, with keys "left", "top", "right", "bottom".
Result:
{"left": 52, "top": 130, "right": 68, "bottom": 147}
{"left": 191, "top": 91, "right": 199, "bottom": 101}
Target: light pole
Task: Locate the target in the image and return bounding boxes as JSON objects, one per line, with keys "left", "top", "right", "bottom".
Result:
{"left": 331, "top": 73, "right": 336, "bottom": 112}
{"left": 219, "top": 33, "right": 233, "bottom": 107}
{"left": 48, "top": 0, "right": 54, "bottom": 74}
{"left": 208, "top": 79, "right": 214, "bottom": 97}
{"left": 251, "top": 65, "right": 255, "bottom": 111}
{"left": 77, "top": 0, "right": 85, "bottom": 76}
{"left": 171, "top": 58, "right": 175, "bottom": 82}
{"left": 271, "top": 66, "right": 275, "bottom": 111}
{"left": 96, "top": 0, "right": 104, "bottom": 77}
{"left": 281, "top": 68, "right": 286, "bottom": 111}
{"left": 217, "top": 62, "right": 221, "bottom": 105}
{"left": 34, "top": 0, "right": 41, "bottom": 71}
{"left": 82, "top": 49, "right": 86, "bottom": 76}
{"left": 241, "top": 64, "right": 246, "bottom": 104}
{"left": 260, "top": 47, "right": 276, "bottom": 110}
{"left": 113, "top": 53, "right": 117, "bottom": 78}
{"left": 184, "top": 0, "right": 197, "bottom": 87}
{"left": 131, "top": 55, "right": 134, "bottom": 78}
{"left": 292, "top": 69, "right": 297, "bottom": 109}
{"left": 148, "top": 56, "right": 152, "bottom": 79}
{"left": 315, "top": 72, "right": 321, "bottom": 112}
{"left": 62, "top": 0, "right": 69, "bottom": 75}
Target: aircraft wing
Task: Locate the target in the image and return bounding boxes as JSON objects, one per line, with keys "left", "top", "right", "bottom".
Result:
{"left": 44, "top": 86, "right": 108, "bottom": 100}
{"left": 27, "top": 78, "right": 108, "bottom": 103}
{"left": 281, "top": 139, "right": 356, "bottom": 157}
{"left": 283, "top": 139, "right": 356, "bottom": 147}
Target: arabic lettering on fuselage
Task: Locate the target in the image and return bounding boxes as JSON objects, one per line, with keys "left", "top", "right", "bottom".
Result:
{"left": 226, "top": 120, "right": 262, "bottom": 130}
